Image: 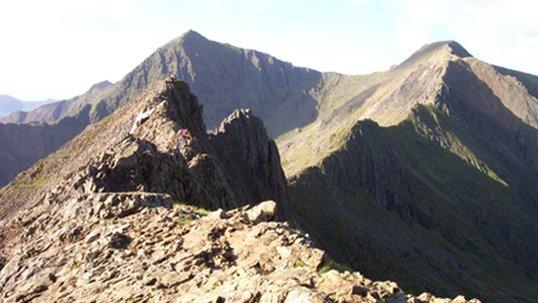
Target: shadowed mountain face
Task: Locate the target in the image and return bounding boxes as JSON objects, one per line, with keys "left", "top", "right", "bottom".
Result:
{"left": 0, "top": 32, "right": 537, "bottom": 302}
{"left": 0, "top": 83, "right": 111, "bottom": 187}
{"left": 0, "top": 108, "right": 91, "bottom": 186}
{"left": 283, "top": 43, "right": 538, "bottom": 302}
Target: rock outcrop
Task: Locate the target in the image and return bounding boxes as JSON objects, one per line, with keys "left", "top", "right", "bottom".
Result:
{"left": 0, "top": 78, "right": 288, "bottom": 224}
{"left": 210, "top": 109, "right": 290, "bottom": 219}
{"left": 0, "top": 194, "right": 480, "bottom": 302}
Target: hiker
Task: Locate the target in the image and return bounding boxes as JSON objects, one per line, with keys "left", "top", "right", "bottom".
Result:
{"left": 176, "top": 129, "right": 192, "bottom": 150}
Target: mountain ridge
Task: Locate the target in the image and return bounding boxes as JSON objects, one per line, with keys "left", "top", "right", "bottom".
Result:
{"left": 1, "top": 29, "right": 321, "bottom": 135}
{"left": 0, "top": 78, "right": 289, "bottom": 222}
{"left": 0, "top": 31, "right": 537, "bottom": 302}
{"left": 281, "top": 42, "right": 538, "bottom": 302}
{"left": 0, "top": 79, "right": 481, "bottom": 303}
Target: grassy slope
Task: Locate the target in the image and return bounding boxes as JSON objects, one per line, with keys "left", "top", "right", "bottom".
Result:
{"left": 288, "top": 105, "right": 538, "bottom": 303}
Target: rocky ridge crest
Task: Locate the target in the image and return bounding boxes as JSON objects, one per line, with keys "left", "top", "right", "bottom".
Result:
{"left": 0, "top": 78, "right": 288, "bottom": 223}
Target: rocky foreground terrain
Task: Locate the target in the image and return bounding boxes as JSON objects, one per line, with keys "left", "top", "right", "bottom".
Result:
{"left": 0, "top": 198, "right": 479, "bottom": 303}
{"left": 0, "top": 78, "right": 479, "bottom": 302}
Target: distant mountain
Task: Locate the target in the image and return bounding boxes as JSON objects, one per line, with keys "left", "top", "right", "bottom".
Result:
{"left": 0, "top": 81, "right": 112, "bottom": 124}
{"left": 0, "top": 31, "right": 320, "bottom": 137}
{"left": 0, "top": 95, "right": 53, "bottom": 117}
{"left": 0, "top": 82, "right": 108, "bottom": 187}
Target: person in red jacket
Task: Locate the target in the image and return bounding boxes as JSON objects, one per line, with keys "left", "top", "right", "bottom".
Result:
{"left": 177, "top": 129, "right": 192, "bottom": 149}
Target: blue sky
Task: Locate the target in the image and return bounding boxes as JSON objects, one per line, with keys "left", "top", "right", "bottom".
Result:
{"left": 0, "top": 0, "right": 536, "bottom": 100}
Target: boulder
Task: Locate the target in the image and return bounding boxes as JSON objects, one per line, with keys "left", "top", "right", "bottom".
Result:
{"left": 244, "top": 200, "right": 277, "bottom": 224}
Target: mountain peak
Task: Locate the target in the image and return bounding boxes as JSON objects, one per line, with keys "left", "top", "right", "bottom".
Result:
{"left": 87, "top": 80, "right": 113, "bottom": 93}
{"left": 431, "top": 40, "right": 472, "bottom": 58}
{"left": 399, "top": 40, "right": 472, "bottom": 68}
{"left": 179, "top": 29, "right": 207, "bottom": 42}
{"left": 160, "top": 30, "right": 210, "bottom": 52}
{"left": 415, "top": 40, "right": 472, "bottom": 59}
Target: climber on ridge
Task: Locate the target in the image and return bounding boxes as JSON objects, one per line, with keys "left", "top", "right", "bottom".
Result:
{"left": 176, "top": 128, "right": 192, "bottom": 150}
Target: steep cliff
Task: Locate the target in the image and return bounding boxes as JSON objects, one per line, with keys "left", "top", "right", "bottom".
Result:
{"left": 209, "top": 109, "right": 290, "bottom": 219}
{"left": 0, "top": 78, "right": 288, "bottom": 223}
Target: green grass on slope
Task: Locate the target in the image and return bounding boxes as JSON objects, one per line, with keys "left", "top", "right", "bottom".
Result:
{"left": 288, "top": 106, "right": 538, "bottom": 303}
{"left": 407, "top": 105, "right": 509, "bottom": 186}
{"left": 393, "top": 109, "right": 538, "bottom": 300}
{"left": 290, "top": 173, "right": 460, "bottom": 297}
